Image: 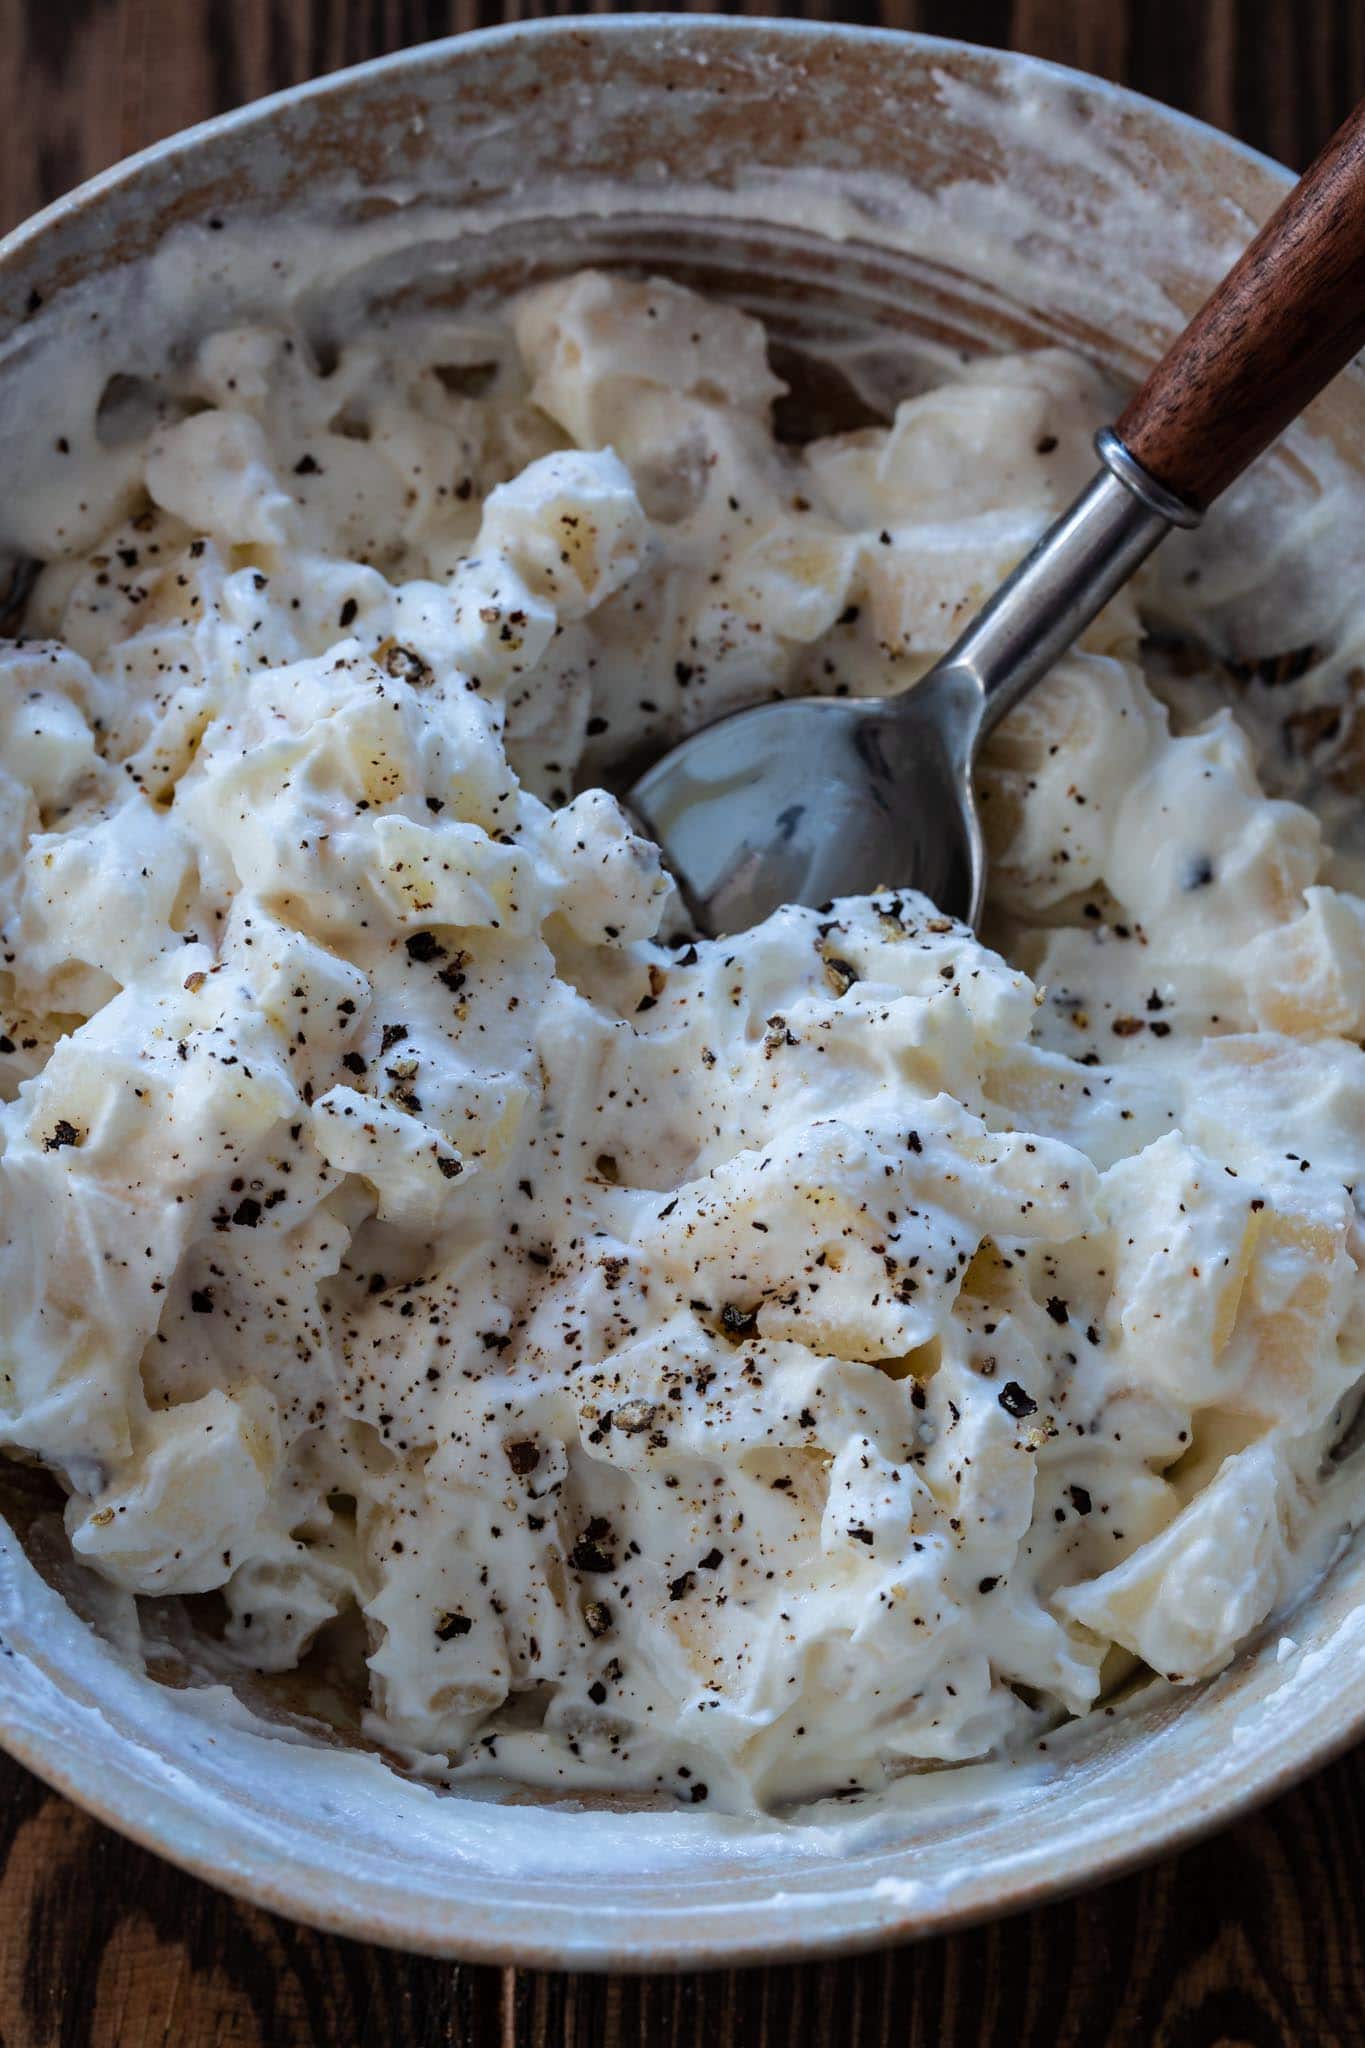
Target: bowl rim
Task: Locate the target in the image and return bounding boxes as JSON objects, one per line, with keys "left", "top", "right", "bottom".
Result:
{"left": 2, "top": 11, "right": 1362, "bottom": 1974}
{"left": 0, "top": 13, "right": 1293, "bottom": 272}
{"left": 4, "top": 1624, "right": 1365, "bottom": 1973}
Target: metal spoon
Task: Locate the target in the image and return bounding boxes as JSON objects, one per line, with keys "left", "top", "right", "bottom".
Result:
{"left": 630, "top": 98, "right": 1365, "bottom": 936}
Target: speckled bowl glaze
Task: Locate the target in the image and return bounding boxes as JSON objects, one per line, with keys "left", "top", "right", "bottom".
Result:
{"left": 0, "top": 17, "right": 1362, "bottom": 1972}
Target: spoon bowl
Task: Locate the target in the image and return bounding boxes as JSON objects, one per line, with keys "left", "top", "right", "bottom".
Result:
{"left": 630, "top": 669, "right": 985, "bottom": 935}
{"left": 629, "top": 461, "right": 1181, "bottom": 937}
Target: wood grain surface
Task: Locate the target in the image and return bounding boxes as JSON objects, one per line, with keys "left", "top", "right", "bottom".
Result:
{"left": 1116, "top": 94, "right": 1365, "bottom": 508}
{"left": 2, "top": 3, "right": 1365, "bottom": 2043}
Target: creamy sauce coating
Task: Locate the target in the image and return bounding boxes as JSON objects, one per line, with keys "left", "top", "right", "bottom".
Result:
{"left": 1, "top": 270, "right": 1362, "bottom": 1809}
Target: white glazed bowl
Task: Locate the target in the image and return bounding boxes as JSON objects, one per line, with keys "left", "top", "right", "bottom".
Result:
{"left": 1, "top": 18, "right": 1362, "bottom": 1970}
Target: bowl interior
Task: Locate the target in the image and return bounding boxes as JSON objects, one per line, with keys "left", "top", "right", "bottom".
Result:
{"left": 0, "top": 17, "right": 1363, "bottom": 1969}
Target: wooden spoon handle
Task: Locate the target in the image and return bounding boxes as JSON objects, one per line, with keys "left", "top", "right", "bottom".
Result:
{"left": 1115, "top": 97, "right": 1365, "bottom": 512}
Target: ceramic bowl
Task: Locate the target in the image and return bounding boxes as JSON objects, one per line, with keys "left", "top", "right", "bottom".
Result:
{"left": 0, "top": 17, "right": 1362, "bottom": 1970}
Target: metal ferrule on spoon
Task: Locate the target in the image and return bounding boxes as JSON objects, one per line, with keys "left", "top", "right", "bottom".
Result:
{"left": 945, "top": 430, "right": 1199, "bottom": 744}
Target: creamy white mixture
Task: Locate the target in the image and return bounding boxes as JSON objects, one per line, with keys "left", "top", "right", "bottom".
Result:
{"left": 1, "top": 270, "right": 1362, "bottom": 1811}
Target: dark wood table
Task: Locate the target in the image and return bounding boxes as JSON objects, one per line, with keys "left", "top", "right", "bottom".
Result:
{"left": 2, "top": 3, "right": 1364, "bottom": 2042}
